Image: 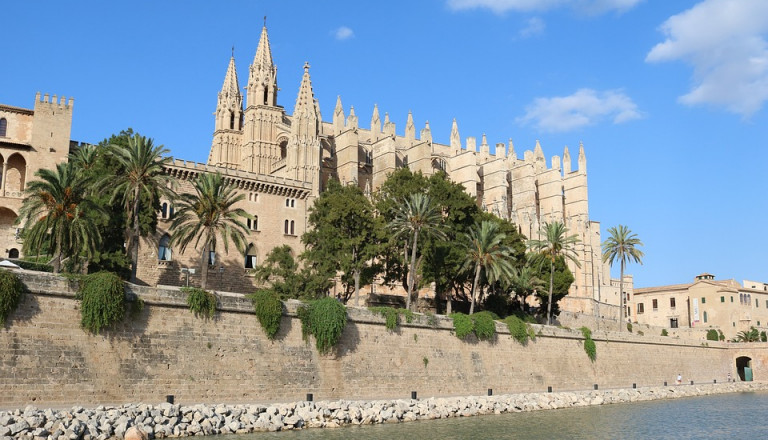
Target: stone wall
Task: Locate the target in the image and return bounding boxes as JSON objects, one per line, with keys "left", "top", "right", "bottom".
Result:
{"left": 1, "top": 271, "right": 767, "bottom": 408}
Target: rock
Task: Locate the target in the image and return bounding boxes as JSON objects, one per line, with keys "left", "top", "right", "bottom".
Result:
{"left": 124, "top": 426, "right": 148, "bottom": 440}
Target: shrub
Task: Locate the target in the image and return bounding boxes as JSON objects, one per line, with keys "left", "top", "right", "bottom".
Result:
{"left": 504, "top": 315, "right": 535, "bottom": 345}
{"left": 661, "top": 329, "right": 669, "bottom": 336}
{"left": 369, "top": 306, "right": 403, "bottom": 331}
{"left": 13, "top": 260, "right": 53, "bottom": 272}
{"left": 483, "top": 293, "right": 510, "bottom": 318}
{"left": 297, "top": 297, "right": 347, "bottom": 353}
{"left": 0, "top": 270, "right": 25, "bottom": 325}
{"left": 762, "top": 331, "right": 767, "bottom": 343}
{"left": 78, "top": 272, "right": 125, "bottom": 334}
{"left": 627, "top": 322, "right": 633, "bottom": 333}
{"left": 183, "top": 287, "right": 217, "bottom": 319}
{"left": 706, "top": 329, "right": 719, "bottom": 341}
{"left": 249, "top": 289, "right": 283, "bottom": 339}
{"left": 718, "top": 330, "right": 725, "bottom": 341}
{"left": 580, "top": 326, "right": 596, "bottom": 362}
{"left": 472, "top": 311, "right": 497, "bottom": 341}
{"left": 450, "top": 313, "right": 474, "bottom": 339}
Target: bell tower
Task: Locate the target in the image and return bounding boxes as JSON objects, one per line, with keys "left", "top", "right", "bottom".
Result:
{"left": 209, "top": 52, "right": 243, "bottom": 168}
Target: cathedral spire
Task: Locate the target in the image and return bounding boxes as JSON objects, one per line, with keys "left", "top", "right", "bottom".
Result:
{"left": 291, "top": 62, "right": 319, "bottom": 136}
{"left": 578, "top": 141, "right": 587, "bottom": 174}
{"left": 563, "top": 145, "right": 572, "bottom": 174}
{"left": 215, "top": 54, "right": 243, "bottom": 132}
{"left": 333, "top": 95, "right": 345, "bottom": 134}
{"left": 370, "top": 104, "right": 381, "bottom": 141}
{"left": 405, "top": 111, "right": 415, "bottom": 145}
{"left": 247, "top": 24, "right": 278, "bottom": 107}
{"left": 450, "top": 118, "right": 460, "bottom": 150}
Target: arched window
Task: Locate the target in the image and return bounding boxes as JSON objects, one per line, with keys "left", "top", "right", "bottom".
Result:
{"left": 280, "top": 140, "right": 288, "bottom": 159}
{"left": 158, "top": 235, "right": 172, "bottom": 261}
{"left": 0, "top": 118, "right": 7, "bottom": 137}
{"left": 8, "top": 248, "right": 19, "bottom": 259}
{"left": 284, "top": 219, "right": 289, "bottom": 234}
{"left": 290, "top": 220, "right": 295, "bottom": 235}
{"left": 290, "top": 199, "right": 295, "bottom": 208}
{"left": 285, "top": 198, "right": 290, "bottom": 207}
{"left": 244, "top": 244, "right": 257, "bottom": 269}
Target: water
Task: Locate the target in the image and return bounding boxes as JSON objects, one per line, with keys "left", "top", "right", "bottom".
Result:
{"left": 219, "top": 392, "right": 768, "bottom": 439}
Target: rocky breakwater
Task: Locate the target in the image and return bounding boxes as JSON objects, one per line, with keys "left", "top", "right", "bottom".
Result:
{"left": 2, "top": 382, "right": 766, "bottom": 439}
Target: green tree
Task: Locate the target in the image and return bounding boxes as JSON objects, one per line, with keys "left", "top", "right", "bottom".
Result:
{"left": 461, "top": 220, "right": 515, "bottom": 315}
{"left": 253, "top": 245, "right": 332, "bottom": 300}
{"left": 302, "top": 180, "right": 378, "bottom": 305}
{"left": 508, "top": 263, "right": 545, "bottom": 313}
{"left": 602, "top": 225, "right": 644, "bottom": 331}
{"left": 530, "top": 254, "right": 574, "bottom": 320}
{"left": 17, "top": 162, "right": 104, "bottom": 273}
{"left": 732, "top": 326, "right": 760, "bottom": 342}
{"left": 169, "top": 173, "right": 250, "bottom": 289}
{"left": 106, "top": 133, "right": 174, "bottom": 283}
{"left": 388, "top": 193, "right": 446, "bottom": 311}
{"left": 528, "top": 221, "right": 580, "bottom": 325}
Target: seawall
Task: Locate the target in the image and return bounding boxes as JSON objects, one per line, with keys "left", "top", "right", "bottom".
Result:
{"left": 1, "top": 271, "right": 767, "bottom": 408}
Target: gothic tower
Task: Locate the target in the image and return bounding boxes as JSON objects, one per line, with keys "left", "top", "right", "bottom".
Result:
{"left": 286, "top": 62, "right": 321, "bottom": 195}
{"left": 242, "top": 25, "right": 284, "bottom": 174}
{"left": 209, "top": 54, "right": 243, "bottom": 168}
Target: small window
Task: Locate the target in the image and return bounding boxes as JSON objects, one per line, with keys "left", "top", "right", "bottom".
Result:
{"left": 637, "top": 303, "right": 644, "bottom": 314}
{"left": 284, "top": 219, "right": 289, "bottom": 234}
{"left": 731, "top": 296, "right": 734, "bottom": 303}
{"left": 158, "top": 235, "right": 172, "bottom": 261}
{"left": 758, "top": 321, "right": 761, "bottom": 326}
{"left": 721, "top": 296, "right": 725, "bottom": 303}
{"left": 160, "top": 203, "right": 168, "bottom": 219}
{"left": 670, "top": 318, "right": 679, "bottom": 328}
{"left": 208, "top": 249, "right": 216, "bottom": 266}
{"left": 652, "top": 299, "right": 658, "bottom": 310}
{"left": 286, "top": 199, "right": 290, "bottom": 207}
{"left": 701, "top": 297, "right": 706, "bottom": 304}
{"left": 757, "top": 299, "right": 760, "bottom": 308}
{"left": 290, "top": 220, "right": 295, "bottom": 235}
{"left": 8, "top": 248, "right": 19, "bottom": 259}
{"left": 291, "top": 199, "right": 295, "bottom": 208}
{"left": 670, "top": 298, "right": 676, "bottom": 308}
{"left": 244, "top": 245, "right": 257, "bottom": 269}
{"left": 703, "top": 311, "right": 707, "bottom": 323}
{"left": 0, "top": 118, "right": 6, "bottom": 137}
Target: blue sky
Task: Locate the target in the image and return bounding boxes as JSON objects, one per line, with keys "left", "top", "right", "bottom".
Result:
{"left": 2, "top": 0, "right": 767, "bottom": 288}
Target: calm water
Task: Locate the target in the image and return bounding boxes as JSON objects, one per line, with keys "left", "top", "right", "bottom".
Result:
{"left": 220, "top": 392, "right": 768, "bottom": 440}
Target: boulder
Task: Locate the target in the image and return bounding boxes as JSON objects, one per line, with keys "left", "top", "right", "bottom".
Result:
{"left": 124, "top": 426, "right": 148, "bottom": 440}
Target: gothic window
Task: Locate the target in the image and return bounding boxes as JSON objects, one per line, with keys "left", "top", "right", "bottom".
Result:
{"left": 230, "top": 113, "right": 235, "bottom": 130}
{"left": 284, "top": 219, "right": 289, "bottom": 234}
{"left": 244, "top": 244, "right": 257, "bottom": 269}
{"left": 290, "top": 220, "right": 295, "bottom": 235}
{"left": 158, "top": 234, "right": 172, "bottom": 261}
{"left": 0, "top": 118, "right": 6, "bottom": 137}
{"left": 280, "top": 140, "right": 288, "bottom": 159}
{"left": 285, "top": 199, "right": 290, "bottom": 207}
{"left": 291, "top": 199, "right": 295, "bottom": 208}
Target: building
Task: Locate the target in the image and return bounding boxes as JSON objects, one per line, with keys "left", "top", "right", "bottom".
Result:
{"left": 2, "top": 25, "right": 629, "bottom": 315}
{"left": 631, "top": 273, "right": 768, "bottom": 339}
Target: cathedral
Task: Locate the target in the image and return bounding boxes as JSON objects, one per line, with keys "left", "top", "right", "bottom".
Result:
{"left": 0, "top": 24, "right": 628, "bottom": 317}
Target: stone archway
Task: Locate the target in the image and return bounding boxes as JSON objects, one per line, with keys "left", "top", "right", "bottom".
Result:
{"left": 736, "top": 356, "right": 753, "bottom": 381}
{"left": 5, "top": 153, "right": 27, "bottom": 193}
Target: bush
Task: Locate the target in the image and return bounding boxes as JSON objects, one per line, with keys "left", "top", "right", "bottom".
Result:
{"left": 78, "top": 272, "right": 125, "bottom": 334}
{"left": 472, "top": 311, "right": 497, "bottom": 341}
{"left": 483, "top": 293, "right": 510, "bottom": 318}
{"left": 450, "top": 313, "right": 474, "bottom": 339}
{"left": 183, "top": 287, "right": 217, "bottom": 319}
{"left": 0, "top": 270, "right": 25, "bottom": 325}
{"left": 718, "top": 330, "right": 725, "bottom": 341}
{"left": 249, "top": 289, "right": 283, "bottom": 339}
{"left": 706, "top": 329, "right": 719, "bottom": 341}
{"left": 297, "top": 297, "right": 347, "bottom": 353}
{"left": 13, "top": 260, "right": 53, "bottom": 272}
{"left": 627, "top": 322, "right": 633, "bottom": 333}
{"left": 661, "top": 329, "right": 669, "bottom": 336}
{"left": 762, "top": 331, "right": 767, "bottom": 343}
{"left": 369, "top": 306, "right": 413, "bottom": 331}
{"left": 504, "top": 315, "right": 535, "bottom": 345}
{"left": 580, "top": 326, "right": 596, "bottom": 362}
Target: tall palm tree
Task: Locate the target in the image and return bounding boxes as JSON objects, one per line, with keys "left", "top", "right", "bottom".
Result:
{"left": 169, "top": 172, "right": 250, "bottom": 289}
{"left": 388, "top": 193, "right": 446, "bottom": 311}
{"left": 107, "top": 134, "right": 174, "bottom": 283}
{"left": 602, "top": 225, "right": 644, "bottom": 331}
{"left": 462, "top": 220, "right": 515, "bottom": 315}
{"left": 528, "top": 221, "right": 581, "bottom": 325}
{"left": 508, "top": 262, "right": 546, "bottom": 313}
{"left": 16, "top": 162, "right": 104, "bottom": 273}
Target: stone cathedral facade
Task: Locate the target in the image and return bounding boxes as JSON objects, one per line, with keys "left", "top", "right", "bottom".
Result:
{"left": 1, "top": 25, "right": 628, "bottom": 317}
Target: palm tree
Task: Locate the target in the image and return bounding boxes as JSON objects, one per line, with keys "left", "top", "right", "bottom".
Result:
{"left": 16, "top": 162, "right": 104, "bottom": 273}
{"left": 462, "top": 221, "right": 515, "bottom": 315}
{"left": 169, "top": 172, "right": 250, "bottom": 289}
{"left": 508, "top": 262, "right": 545, "bottom": 313}
{"left": 528, "top": 221, "right": 581, "bottom": 325}
{"left": 602, "top": 225, "right": 644, "bottom": 331}
{"left": 107, "top": 134, "right": 174, "bottom": 283}
{"left": 388, "top": 193, "right": 446, "bottom": 311}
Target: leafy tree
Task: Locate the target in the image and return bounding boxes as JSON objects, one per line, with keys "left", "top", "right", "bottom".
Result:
{"left": 106, "top": 133, "right": 174, "bottom": 283}
{"left": 732, "top": 326, "right": 760, "bottom": 342}
{"left": 461, "top": 220, "right": 515, "bottom": 314}
{"left": 388, "top": 193, "right": 446, "bottom": 311}
{"left": 528, "top": 221, "right": 580, "bottom": 325}
{"left": 602, "top": 225, "right": 644, "bottom": 331}
{"left": 169, "top": 172, "right": 249, "bottom": 289}
{"left": 17, "top": 162, "right": 105, "bottom": 273}
{"left": 302, "top": 180, "right": 377, "bottom": 305}
{"left": 508, "top": 262, "right": 546, "bottom": 313}
{"left": 530, "top": 254, "right": 574, "bottom": 320}
{"left": 252, "top": 245, "right": 332, "bottom": 300}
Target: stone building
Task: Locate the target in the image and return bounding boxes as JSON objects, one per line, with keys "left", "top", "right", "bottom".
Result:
{"left": 3, "top": 25, "right": 629, "bottom": 315}
{"left": 631, "top": 273, "right": 768, "bottom": 339}
{"left": 0, "top": 93, "right": 74, "bottom": 261}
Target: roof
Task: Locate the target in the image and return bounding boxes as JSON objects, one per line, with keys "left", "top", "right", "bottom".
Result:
{"left": 0, "top": 104, "right": 34, "bottom": 116}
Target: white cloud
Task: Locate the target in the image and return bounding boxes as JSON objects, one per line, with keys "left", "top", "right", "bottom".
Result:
{"left": 334, "top": 26, "right": 354, "bottom": 41}
{"left": 646, "top": 0, "right": 768, "bottom": 116}
{"left": 446, "top": 0, "right": 641, "bottom": 14}
{"left": 519, "top": 17, "right": 545, "bottom": 38}
{"left": 517, "top": 88, "right": 643, "bottom": 132}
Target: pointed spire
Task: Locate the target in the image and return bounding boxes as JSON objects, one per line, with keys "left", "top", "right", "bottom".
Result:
{"left": 383, "top": 112, "right": 395, "bottom": 136}
{"left": 405, "top": 111, "right": 415, "bottom": 145}
{"left": 563, "top": 145, "right": 572, "bottom": 174}
{"left": 508, "top": 138, "right": 516, "bottom": 160}
{"left": 248, "top": 24, "right": 278, "bottom": 106}
{"left": 420, "top": 120, "right": 432, "bottom": 143}
{"left": 347, "top": 105, "right": 358, "bottom": 129}
{"left": 450, "top": 118, "right": 460, "bottom": 150}
{"left": 291, "top": 62, "right": 319, "bottom": 136}
{"left": 578, "top": 141, "right": 587, "bottom": 174}
{"left": 215, "top": 53, "right": 243, "bottom": 132}
{"left": 370, "top": 104, "right": 381, "bottom": 141}
{"left": 253, "top": 25, "right": 274, "bottom": 72}
{"left": 481, "top": 133, "right": 490, "bottom": 156}
{"left": 333, "top": 96, "right": 345, "bottom": 134}
{"left": 221, "top": 54, "right": 240, "bottom": 97}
